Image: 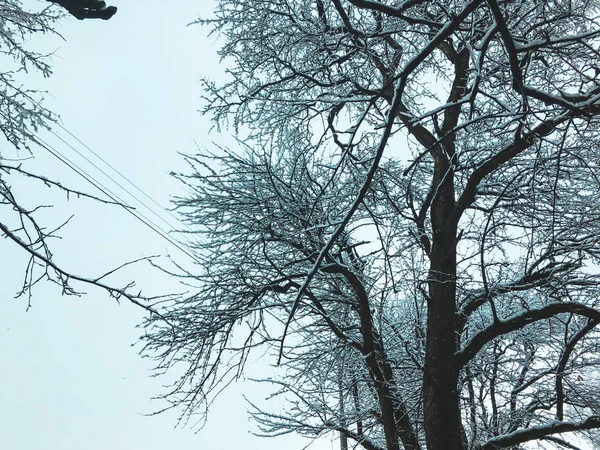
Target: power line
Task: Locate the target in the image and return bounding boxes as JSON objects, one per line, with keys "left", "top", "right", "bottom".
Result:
{"left": 48, "top": 128, "right": 197, "bottom": 249}
{"left": 51, "top": 123, "right": 203, "bottom": 249}
{"left": 33, "top": 135, "right": 203, "bottom": 265}
{"left": 55, "top": 123, "right": 194, "bottom": 233}
{"left": 38, "top": 134, "right": 201, "bottom": 264}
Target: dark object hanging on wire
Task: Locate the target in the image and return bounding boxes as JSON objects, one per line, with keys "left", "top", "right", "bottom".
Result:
{"left": 47, "top": 0, "right": 117, "bottom": 20}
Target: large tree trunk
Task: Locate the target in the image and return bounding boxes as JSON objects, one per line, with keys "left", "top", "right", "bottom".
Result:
{"left": 423, "top": 154, "right": 464, "bottom": 450}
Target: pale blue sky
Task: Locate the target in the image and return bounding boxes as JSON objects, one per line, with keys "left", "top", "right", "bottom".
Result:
{"left": 0, "top": 2, "right": 333, "bottom": 449}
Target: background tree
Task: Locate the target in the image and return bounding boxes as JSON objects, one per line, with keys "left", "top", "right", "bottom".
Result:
{"left": 0, "top": 0, "right": 162, "bottom": 311}
{"left": 142, "top": 1, "right": 600, "bottom": 450}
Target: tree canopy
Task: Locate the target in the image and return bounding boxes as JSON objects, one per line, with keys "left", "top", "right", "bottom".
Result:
{"left": 143, "top": 1, "right": 600, "bottom": 450}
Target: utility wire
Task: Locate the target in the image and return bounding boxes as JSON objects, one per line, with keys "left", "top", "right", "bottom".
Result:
{"left": 48, "top": 128, "right": 196, "bottom": 249}
{"left": 52, "top": 124, "right": 202, "bottom": 248}
{"left": 38, "top": 134, "right": 201, "bottom": 264}
{"left": 36, "top": 134, "right": 171, "bottom": 243}
{"left": 33, "top": 135, "right": 202, "bottom": 265}
{"left": 54, "top": 123, "right": 194, "bottom": 233}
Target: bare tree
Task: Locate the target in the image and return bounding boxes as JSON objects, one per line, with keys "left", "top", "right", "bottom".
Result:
{"left": 0, "top": 0, "right": 166, "bottom": 312}
{"left": 143, "top": 1, "right": 600, "bottom": 449}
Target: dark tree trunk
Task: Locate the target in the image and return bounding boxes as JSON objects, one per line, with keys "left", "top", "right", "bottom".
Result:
{"left": 423, "top": 154, "right": 465, "bottom": 450}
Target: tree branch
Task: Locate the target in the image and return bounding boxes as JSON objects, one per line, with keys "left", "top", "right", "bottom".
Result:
{"left": 475, "top": 416, "right": 600, "bottom": 450}
{"left": 454, "top": 110, "right": 572, "bottom": 221}
{"left": 457, "top": 303, "right": 600, "bottom": 367}
{"left": 0, "top": 219, "right": 172, "bottom": 321}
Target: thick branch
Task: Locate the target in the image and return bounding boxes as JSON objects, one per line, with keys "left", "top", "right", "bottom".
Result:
{"left": 457, "top": 303, "right": 600, "bottom": 367}
{"left": 333, "top": 425, "right": 385, "bottom": 450}
{"left": 459, "top": 260, "right": 580, "bottom": 327}
{"left": 556, "top": 319, "right": 598, "bottom": 420}
{"left": 454, "top": 111, "right": 572, "bottom": 221}
{"left": 325, "top": 264, "right": 422, "bottom": 450}
{"left": 394, "top": 0, "right": 485, "bottom": 156}
{"left": 486, "top": 0, "right": 524, "bottom": 95}
{"left": 346, "top": 0, "right": 430, "bottom": 18}
{"left": 475, "top": 416, "right": 600, "bottom": 450}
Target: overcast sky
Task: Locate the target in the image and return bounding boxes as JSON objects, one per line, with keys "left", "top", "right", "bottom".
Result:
{"left": 0, "top": 2, "right": 333, "bottom": 449}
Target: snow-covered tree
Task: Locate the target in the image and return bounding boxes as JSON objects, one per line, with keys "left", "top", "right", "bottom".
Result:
{"left": 0, "top": 0, "right": 161, "bottom": 309}
{"left": 144, "top": 1, "right": 600, "bottom": 449}
{"left": 0, "top": 0, "right": 59, "bottom": 147}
